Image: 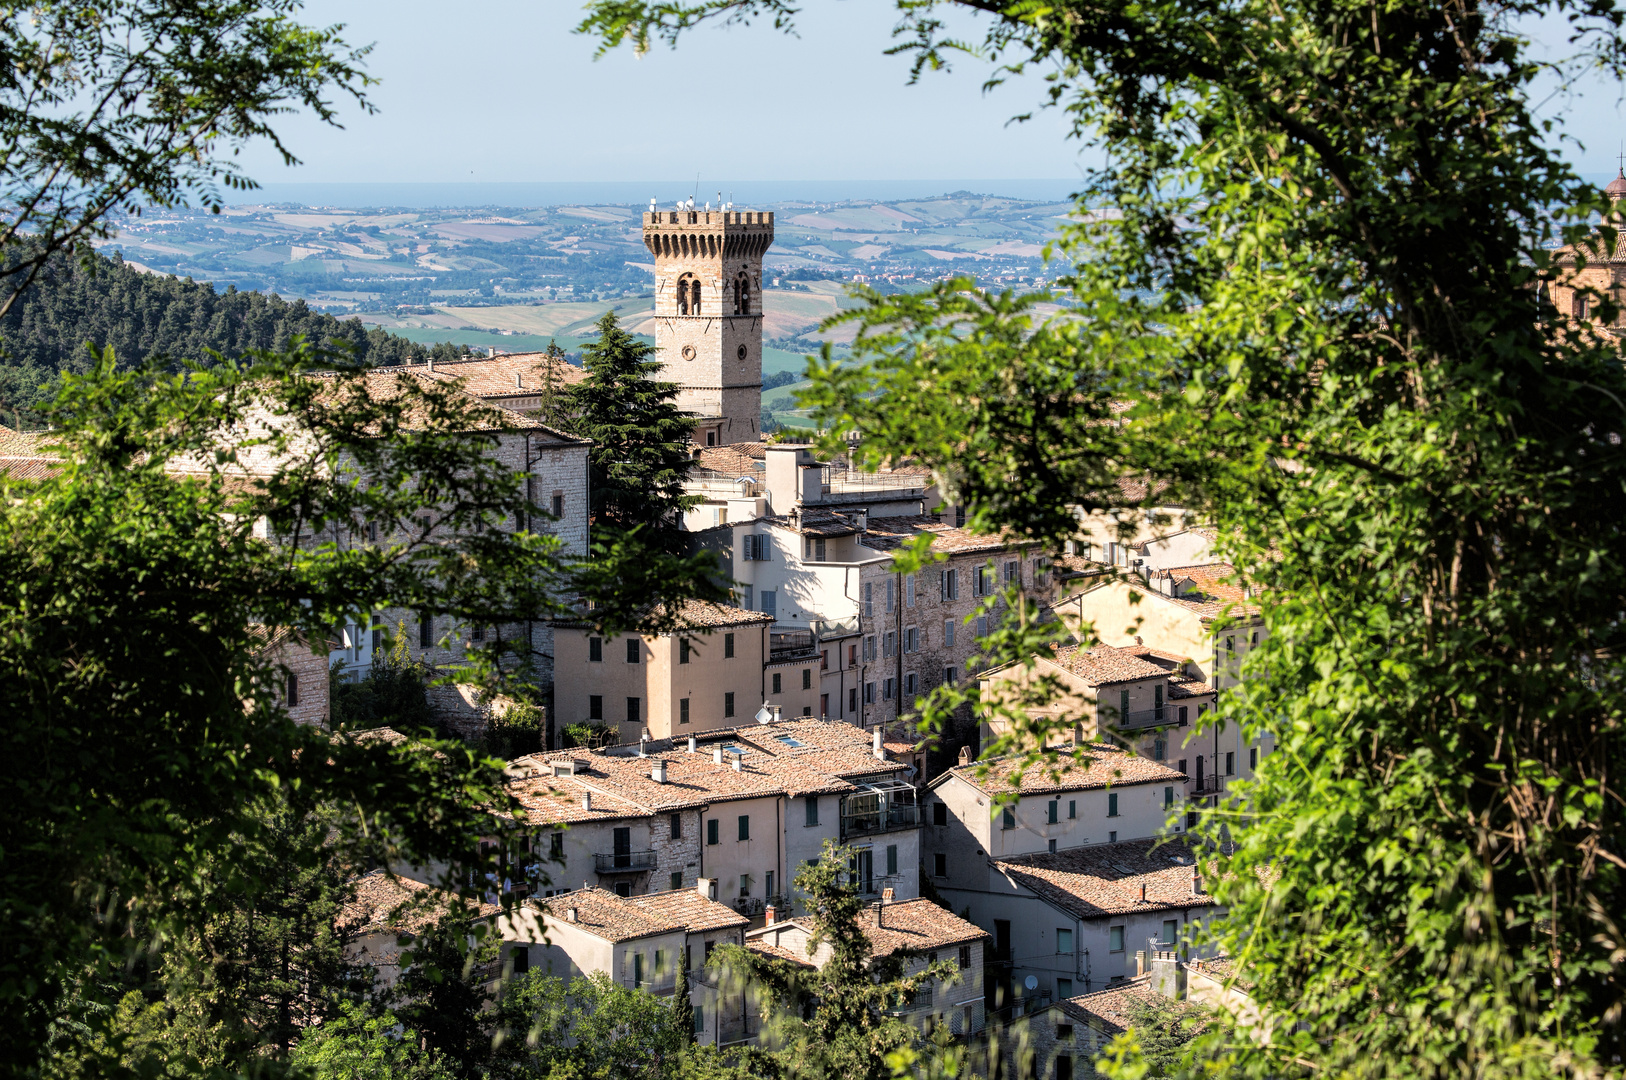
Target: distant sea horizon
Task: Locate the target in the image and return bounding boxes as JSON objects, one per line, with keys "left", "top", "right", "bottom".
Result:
{"left": 218, "top": 179, "right": 1087, "bottom": 209}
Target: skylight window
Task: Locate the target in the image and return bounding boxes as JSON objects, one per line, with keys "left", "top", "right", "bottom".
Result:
{"left": 775, "top": 736, "right": 806, "bottom": 748}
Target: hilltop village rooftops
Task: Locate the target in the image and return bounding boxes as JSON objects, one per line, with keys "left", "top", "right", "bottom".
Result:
{"left": 0, "top": 426, "right": 51, "bottom": 456}
{"left": 1142, "top": 562, "right": 1262, "bottom": 619}
{"left": 342, "top": 868, "right": 498, "bottom": 936}
{"left": 500, "top": 718, "right": 913, "bottom": 826}
{"left": 990, "top": 837, "right": 1217, "bottom": 919}
{"left": 749, "top": 897, "right": 988, "bottom": 966}
{"left": 1044, "top": 643, "right": 1172, "bottom": 687}
{"left": 531, "top": 887, "right": 685, "bottom": 942}
{"left": 1055, "top": 977, "right": 1206, "bottom": 1035}
{"left": 552, "top": 598, "right": 776, "bottom": 632}
{"left": 858, "top": 514, "right": 1025, "bottom": 556}
{"left": 305, "top": 365, "right": 587, "bottom": 442}
{"left": 624, "top": 887, "right": 751, "bottom": 934}
{"left": 936, "top": 744, "right": 1188, "bottom": 797}
{"left": 368, "top": 352, "right": 588, "bottom": 401}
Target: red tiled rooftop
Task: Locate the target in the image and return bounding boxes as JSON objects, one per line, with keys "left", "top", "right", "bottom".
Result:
{"left": 992, "top": 838, "right": 1217, "bottom": 919}
{"left": 941, "top": 744, "right": 1187, "bottom": 796}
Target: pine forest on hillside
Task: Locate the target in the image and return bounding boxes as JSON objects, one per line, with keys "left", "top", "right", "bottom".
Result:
{"left": 0, "top": 252, "right": 472, "bottom": 423}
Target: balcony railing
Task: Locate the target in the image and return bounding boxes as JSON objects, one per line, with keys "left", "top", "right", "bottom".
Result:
{"left": 1108, "top": 706, "right": 1171, "bottom": 731}
{"left": 840, "top": 779, "right": 921, "bottom": 840}
{"left": 594, "top": 850, "right": 657, "bottom": 873}
{"left": 769, "top": 629, "right": 817, "bottom": 661}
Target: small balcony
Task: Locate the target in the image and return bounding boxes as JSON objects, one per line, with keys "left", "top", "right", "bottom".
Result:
{"left": 594, "top": 850, "right": 657, "bottom": 874}
{"left": 839, "top": 779, "right": 920, "bottom": 840}
{"left": 1110, "top": 706, "right": 1172, "bottom": 731}
{"left": 769, "top": 629, "right": 817, "bottom": 661}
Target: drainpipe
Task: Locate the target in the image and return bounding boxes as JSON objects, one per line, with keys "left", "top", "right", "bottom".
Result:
{"left": 894, "top": 571, "right": 904, "bottom": 727}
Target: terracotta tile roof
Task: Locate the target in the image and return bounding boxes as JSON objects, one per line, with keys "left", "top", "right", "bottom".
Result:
{"left": 1187, "top": 955, "right": 1250, "bottom": 990}
{"left": 1055, "top": 977, "right": 1204, "bottom": 1034}
{"left": 747, "top": 939, "right": 818, "bottom": 968}
{"left": 766, "top": 508, "right": 862, "bottom": 538}
{"left": 693, "top": 442, "right": 767, "bottom": 475}
{"left": 504, "top": 771, "right": 650, "bottom": 825}
{"left": 625, "top": 887, "right": 750, "bottom": 933}
{"left": 992, "top": 838, "right": 1217, "bottom": 919}
{"left": 0, "top": 456, "right": 62, "bottom": 480}
{"left": 1168, "top": 676, "right": 1214, "bottom": 700}
{"left": 307, "top": 366, "right": 583, "bottom": 441}
{"left": 504, "top": 720, "right": 912, "bottom": 815}
{"left": 555, "top": 598, "right": 774, "bottom": 632}
{"left": 1053, "top": 554, "right": 1108, "bottom": 578}
{"left": 372, "top": 353, "right": 587, "bottom": 402}
{"left": 859, "top": 515, "right": 1025, "bottom": 556}
{"left": 940, "top": 744, "right": 1187, "bottom": 796}
{"left": 766, "top": 898, "right": 987, "bottom": 960}
{"left": 537, "top": 887, "right": 684, "bottom": 942}
{"left": 1044, "top": 643, "right": 1169, "bottom": 687}
{"left": 342, "top": 869, "right": 497, "bottom": 936}
{"left": 0, "top": 428, "right": 52, "bottom": 456}
{"left": 1145, "top": 563, "right": 1262, "bottom": 619}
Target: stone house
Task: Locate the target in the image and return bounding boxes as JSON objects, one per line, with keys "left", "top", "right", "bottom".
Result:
{"left": 339, "top": 868, "right": 497, "bottom": 990}
{"left": 855, "top": 516, "right": 1060, "bottom": 761}
{"left": 976, "top": 643, "right": 1216, "bottom": 773}
{"left": 1547, "top": 172, "right": 1626, "bottom": 337}
{"left": 493, "top": 718, "right": 921, "bottom": 917}
{"left": 1002, "top": 966, "right": 1206, "bottom": 1080}
{"left": 494, "top": 884, "right": 752, "bottom": 1046}
{"left": 747, "top": 895, "right": 991, "bottom": 1038}
{"left": 1051, "top": 564, "right": 1273, "bottom": 805}
{"left": 682, "top": 441, "right": 940, "bottom": 532}
{"left": 552, "top": 600, "right": 791, "bottom": 745}
{"left": 921, "top": 746, "right": 1189, "bottom": 889}
{"left": 935, "top": 835, "right": 1223, "bottom": 1019}
{"left": 256, "top": 626, "right": 334, "bottom": 727}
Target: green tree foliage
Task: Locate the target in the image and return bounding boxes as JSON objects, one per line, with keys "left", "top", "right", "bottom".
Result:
{"left": 0, "top": 250, "right": 471, "bottom": 422}
{"left": 564, "top": 311, "right": 699, "bottom": 541}
{"left": 487, "top": 971, "right": 694, "bottom": 1080}
{"left": 580, "top": 0, "right": 1626, "bottom": 1075}
{"left": 290, "top": 1001, "right": 453, "bottom": 1080}
{"left": 0, "top": 346, "right": 719, "bottom": 1075}
{"left": 331, "top": 623, "right": 436, "bottom": 732}
{"left": 671, "top": 945, "right": 696, "bottom": 1042}
{"left": 0, "top": 0, "right": 370, "bottom": 317}
{"left": 391, "top": 921, "right": 497, "bottom": 1080}
{"left": 713, "top": 840, "right": 955, "bottom": 1080}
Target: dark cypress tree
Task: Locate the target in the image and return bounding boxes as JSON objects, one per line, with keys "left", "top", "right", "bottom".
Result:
{"left": 671, "top": 944, "right": 695, "bottom": 1041}
{"left": 563, "top": 311, "right": 698, "bottom": 541}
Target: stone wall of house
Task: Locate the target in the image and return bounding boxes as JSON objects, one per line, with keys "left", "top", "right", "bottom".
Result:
{"left": 857, "top": 546, "right": 1059, "bottom": 773}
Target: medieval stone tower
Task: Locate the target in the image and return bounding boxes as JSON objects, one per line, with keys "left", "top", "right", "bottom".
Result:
{"left": 642, "top": 208, "right": 775, "bottom": 445}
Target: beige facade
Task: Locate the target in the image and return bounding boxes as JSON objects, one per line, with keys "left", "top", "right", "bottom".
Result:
{"left": 552, "top": 602, "right": 787, "bottom": 744}
{"left": 1052, "top": 572, "right": 1271, "bottom": 799}
{"left": 643, "top": 209, "right": 774, "bottom": 443}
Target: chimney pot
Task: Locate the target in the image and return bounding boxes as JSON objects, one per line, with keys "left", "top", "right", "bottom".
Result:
{"left": 1193, "top": 866, "right": 1204, "bottom": 895}
{"left": 713, "top": 746, "right": 724, "bottom": 765}
{"left": 567, "top": 907, "right": 578, "bottom": 923}
{"left": 582, "top": 792, "right": 592, "bottom": 811}
{"left": 732, "top": 757, "right": 742, "bottom": 772}
{"left": 1140, "top": 883, "right": 1148, "bottom": 903}
{"left": 958, "top": 746, "right": 972, "bottom": 766}
{"left": 651, "top": 760, "right": 667, "bottom": 783}
{"left": 881, "top": 887, "right": 895, "bottom": 903}
{"left": 872, "top": 728, "right": 886, "bottom": 760}
{"left": 688, "top": 736, "right": 697, "bottom": 753}
{"left": 515, "top": 371, "right": 523, "bottom": 388}
{"left": 764, "top": 904, "right": 778, "bottom": 926}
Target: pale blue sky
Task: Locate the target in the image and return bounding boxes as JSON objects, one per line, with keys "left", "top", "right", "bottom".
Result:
{"left": 235, "top": 1, "right": 1626, "bottom": 186}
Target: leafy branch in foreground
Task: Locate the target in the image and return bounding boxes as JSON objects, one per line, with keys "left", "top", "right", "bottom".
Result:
{"left": 0, "top": 0, "right": 374, "bottom": 319}
{"left": 579, "top": 0, "right": 1626, "bottom": 1075}
{"left": 0, "top": 344, "right": 715, "bottom": 1075}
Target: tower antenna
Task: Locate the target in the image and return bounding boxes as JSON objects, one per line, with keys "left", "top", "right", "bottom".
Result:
{"left": 693, "top": 173, "right": 701, "bottom": 202}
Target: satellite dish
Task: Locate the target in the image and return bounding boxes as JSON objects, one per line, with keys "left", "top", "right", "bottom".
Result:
{"left": 1024, "top": 976, "right": 1039, "bottom": 991}
{"left": 754, "top": 703, "right": 774, "bottom": 724}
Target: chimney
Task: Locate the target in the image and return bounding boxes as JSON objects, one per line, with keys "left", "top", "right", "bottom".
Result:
{"left": 732, "top": 757, "right": 742, "bottom": 772}
{"left": 651, "top": 759, "right": 667, "bottom": 783}
{"left": 764, "top": 904, "right": 778, "bottom": 927}
{"left": 688, "top": 736, "right": 697, "bottom": 753}
{"left": 881, "top": 887, "right": 895, "bottom": 903}
{"left": 426, "top": 357, "right": 434, "bottom": 372}
{"left": 581, "top": 792, "right": 592, "bottom": 812}
{"left": 698, "top": 877, "right": 717, "bottom": 900}
{"left": 872, "top": 728, "right": 886, "bottom": 760}
{"left": 1140, "top": 882, "right": 1148, "bottom": 903}
{"left": 1192, "top": 866, "right": 1204, "bottom": 895}
{"left": 638, "top": 733, "right": 648, "bottom": 757}
{"left": 515, "top": 371, "right": 523, "bottom": 388}
{"left": 567, "top": 907, "right": 578, "bottom": 923}
{"left": 713, "top": 746, "right": 724, "bottom": 765}
{"left": 958, "top": 746, "right": 972, "bottom": 767}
